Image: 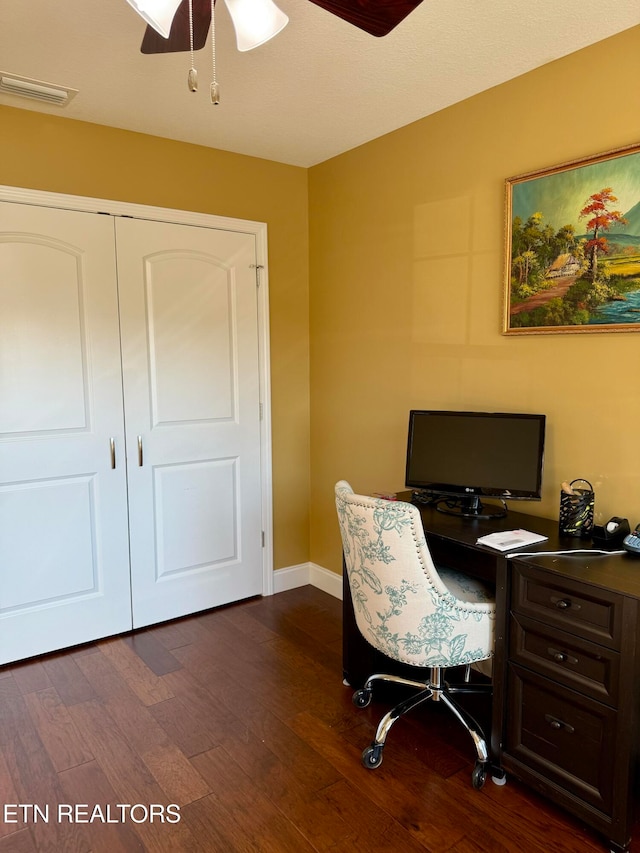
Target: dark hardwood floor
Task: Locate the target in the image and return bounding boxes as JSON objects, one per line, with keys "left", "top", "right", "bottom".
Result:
{"left": 0, "top": 585, "right": 636, "bottom": 852}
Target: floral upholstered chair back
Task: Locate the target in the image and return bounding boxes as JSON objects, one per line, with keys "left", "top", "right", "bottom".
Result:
{"left": 335, "top": 481, "right": 495, "bottom": 669}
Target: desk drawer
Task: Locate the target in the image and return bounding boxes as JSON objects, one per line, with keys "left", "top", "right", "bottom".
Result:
{"left": 511, "top": 562, "right": 622, "bottom": 648}
{"left": 510, "top": 614, "right": 620, "bottom": 706}
{"left": 506, "top": 664, "right": 616, "bottom": 817}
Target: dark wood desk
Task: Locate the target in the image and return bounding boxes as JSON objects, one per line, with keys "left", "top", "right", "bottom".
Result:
{"left": 342, "top": 497, "right": 640, "bottom": 853}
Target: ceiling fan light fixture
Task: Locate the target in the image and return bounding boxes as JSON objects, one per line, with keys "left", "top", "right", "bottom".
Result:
{"left": 223, "top": 0, "right": 289, "bottom": 52}
{"left": 126, "top": 0, "right": 182, "bottom": 38}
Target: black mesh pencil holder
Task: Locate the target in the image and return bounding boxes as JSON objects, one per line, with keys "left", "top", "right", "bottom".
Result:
{"left": 559, "top": 478, "right": 594, "bottom": 538}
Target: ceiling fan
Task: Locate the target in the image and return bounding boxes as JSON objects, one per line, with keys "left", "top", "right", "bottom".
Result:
{"left": 135, "top": 0, "right": 425, "bottom": 55}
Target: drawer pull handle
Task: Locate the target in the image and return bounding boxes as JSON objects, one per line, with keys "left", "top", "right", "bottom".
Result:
{"left": 547, "top": 647, "right": 578, "bottom": 665}
{"left": 545, "top": 714, "right": 575, "bottom": 734}
{"left": 549, "top": 595, "right": 581, "bottom": 611}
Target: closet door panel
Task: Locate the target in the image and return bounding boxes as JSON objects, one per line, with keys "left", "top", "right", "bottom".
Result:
{"left": 0, "top": 203, "right": 132, "bottom": 664}
{"left": 115, "top": 218, "right": 262, "bottom": 627}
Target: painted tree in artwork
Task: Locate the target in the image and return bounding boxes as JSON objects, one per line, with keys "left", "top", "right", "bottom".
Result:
{"left": 579, "top": 188, "right": 627, "bottom": 281}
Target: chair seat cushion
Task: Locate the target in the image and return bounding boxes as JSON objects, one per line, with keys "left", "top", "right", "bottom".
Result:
{"left": 438, "top": 565, "right": 494, "bottom": 605}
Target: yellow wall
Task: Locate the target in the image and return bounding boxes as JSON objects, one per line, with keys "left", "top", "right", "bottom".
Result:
{"left": 309, "top": 25, "right": 640, "bottom": 574}
{"left": 0, "top": 105, "right": 310, "bottom": 570}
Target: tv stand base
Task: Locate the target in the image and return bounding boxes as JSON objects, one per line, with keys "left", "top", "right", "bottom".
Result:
{"left": 435, "top": 496, "right": 507, "bottom": 520}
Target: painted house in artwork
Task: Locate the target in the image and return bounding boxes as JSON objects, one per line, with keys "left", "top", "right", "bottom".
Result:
{"left": 546, "top": 253, "right": 581, "bottom": 279}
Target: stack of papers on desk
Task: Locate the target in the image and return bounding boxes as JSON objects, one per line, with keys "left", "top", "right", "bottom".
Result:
{"left": 476, "top": 529, "right": 548, "bottom": 552}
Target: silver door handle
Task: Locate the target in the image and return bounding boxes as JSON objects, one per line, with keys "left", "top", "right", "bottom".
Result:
{"left": 110, "top": 437, "right": 116, "bottom": 469}
{"left": 137, "top": 435, "right": 143, "bottom": 467}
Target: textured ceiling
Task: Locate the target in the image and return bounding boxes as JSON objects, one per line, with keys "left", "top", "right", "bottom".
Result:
{"left": 0, "top": 1, "right": 638, "bottom": 167}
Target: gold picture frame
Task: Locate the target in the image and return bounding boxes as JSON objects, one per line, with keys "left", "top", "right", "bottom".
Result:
{"left": 503, "top": 143, "right": 640, "bottom": 335}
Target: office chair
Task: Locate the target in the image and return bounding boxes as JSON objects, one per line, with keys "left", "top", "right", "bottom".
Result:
{"left": 335, "top": 480, "right": 497, "bottom": 788}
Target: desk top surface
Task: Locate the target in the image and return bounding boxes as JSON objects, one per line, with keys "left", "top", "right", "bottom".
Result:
{"left": 399, "top": 491, "right": 640, "bottom": 601}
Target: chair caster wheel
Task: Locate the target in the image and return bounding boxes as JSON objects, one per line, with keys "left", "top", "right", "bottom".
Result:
{"left": 472, "top": 761, "right": 487, "bottom": 789}
{"left": 352, "top": 688, "right": 372, "bottom": 708}
{"left": 362, "top": 744, "right": 384, "bottom": 768}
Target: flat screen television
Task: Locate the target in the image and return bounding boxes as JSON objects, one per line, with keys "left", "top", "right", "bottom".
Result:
{"left": 405, "top": 410, "right": 546, "bottom": 519}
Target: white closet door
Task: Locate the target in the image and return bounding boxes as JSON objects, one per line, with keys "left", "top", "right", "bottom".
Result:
{"left": 0, "top": 203, "right": 132, "bottom": 665}
{"left": 115, "top": 217, "right": 263, "bottom": 627}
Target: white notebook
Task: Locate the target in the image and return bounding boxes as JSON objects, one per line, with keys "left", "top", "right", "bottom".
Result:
{"left": 476, "top": 529, "right": 548, "bottom": 552}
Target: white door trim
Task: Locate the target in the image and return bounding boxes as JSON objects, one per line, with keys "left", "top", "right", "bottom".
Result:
{"left": 0, "top": 184, "right": 274, "bottom": 597}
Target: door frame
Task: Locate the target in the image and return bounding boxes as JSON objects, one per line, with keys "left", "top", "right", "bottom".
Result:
{"left": 0, "top": 184, "right": 274, "bottom": 596}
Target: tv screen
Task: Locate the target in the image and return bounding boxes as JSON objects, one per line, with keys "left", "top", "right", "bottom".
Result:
{"left": 405, "top": 410, "right": 546, "bottom": 518}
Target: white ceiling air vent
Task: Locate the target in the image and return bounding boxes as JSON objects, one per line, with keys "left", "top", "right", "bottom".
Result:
{"left": 0, "top": 73, "right": 78, "bottom": 106}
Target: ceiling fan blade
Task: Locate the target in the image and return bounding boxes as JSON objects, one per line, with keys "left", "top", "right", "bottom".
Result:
{"left": 141, "top": 0, "right": 212, "bottom": 54}
{"left": 307, "top": 0, "right": 424, "bottom": 37}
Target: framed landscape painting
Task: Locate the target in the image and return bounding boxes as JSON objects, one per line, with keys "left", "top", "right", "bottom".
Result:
{"left": 503, "top": 143, "right": 640, "bottom": 334}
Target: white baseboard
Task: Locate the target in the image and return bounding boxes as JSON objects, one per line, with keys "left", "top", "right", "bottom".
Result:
{"left": 273, "top": 562, "right": 342, "bottom": 600}
{"left": 272, "top": 563, "right": 309, "bottom": 593}
{"left": 309, "top": 563, "right": 343, "bottom": 599}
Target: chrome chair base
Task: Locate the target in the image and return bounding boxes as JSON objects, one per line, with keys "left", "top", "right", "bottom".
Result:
{"left": 353, "top": 667, "right": 496, "bottom": 789}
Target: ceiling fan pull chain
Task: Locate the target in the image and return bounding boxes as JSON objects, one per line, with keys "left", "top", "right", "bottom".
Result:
{"left": 187, "top": 0, "right": 198, "bottom": 92}
{"left": 210, "top": 0, "right": 220, "bottom": 104}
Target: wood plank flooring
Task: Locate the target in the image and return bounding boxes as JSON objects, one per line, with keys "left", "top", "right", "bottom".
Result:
{"left": 0, "top": 585, "right": 636, "bottom": 852}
